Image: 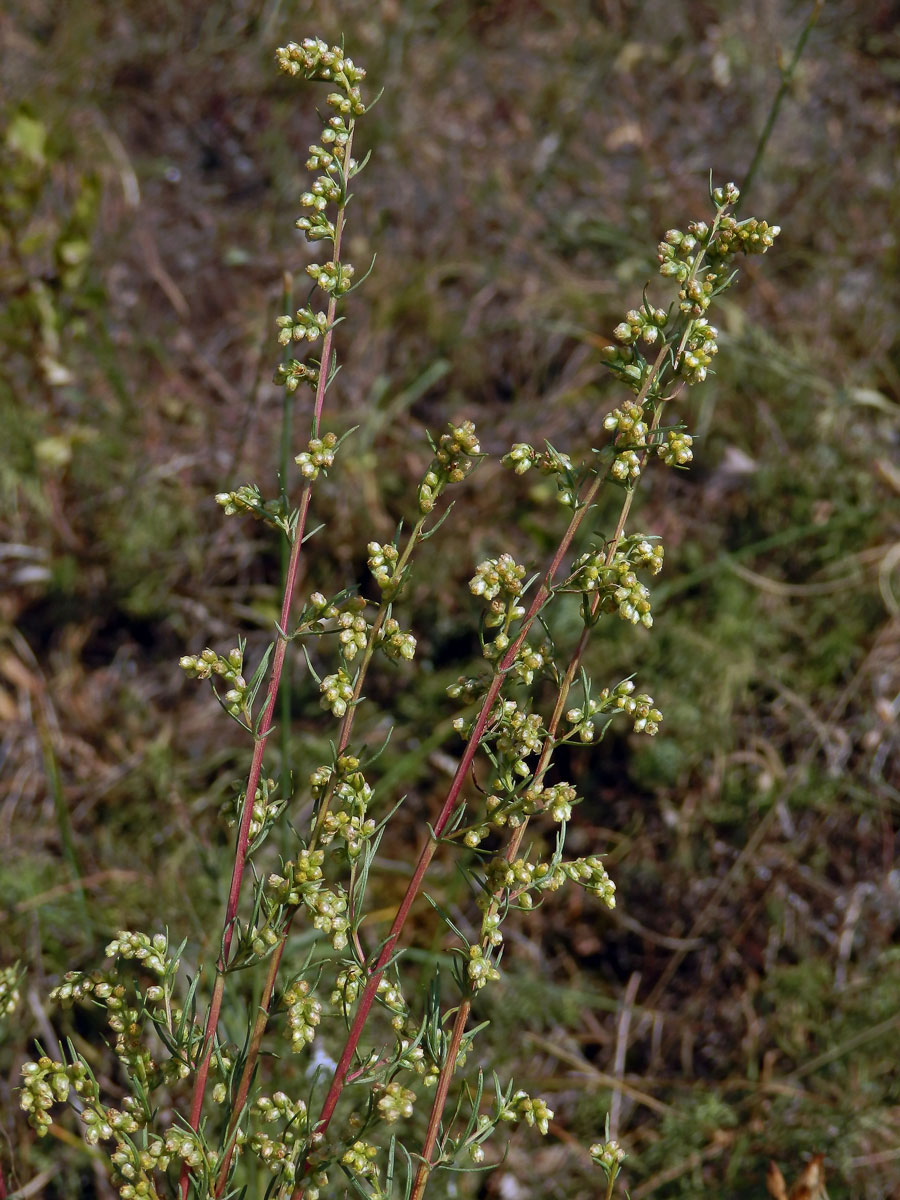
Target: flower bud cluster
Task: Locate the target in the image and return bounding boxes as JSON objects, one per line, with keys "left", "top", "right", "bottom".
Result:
{"left": 274, "top": 358, "right": 320, "bottom": 393}
{"left": 503, "top": 442, "right": 537, "bottom": 474}
{"left": 310, "top": 888, "right": 350, "bottom": 950}
{"left": 269, "top": 848, "right": 325, "bottom": 904}
{"left": 591, "top": 1138, "right": 626, "bottom": 1172}
{"left": 678, "top": 317, "right": 718, "bottom": 384}
{"left": 273, "top": 41, "right": 368, "bottom": 393}
{"left": 485, "top": 855, "right": 527, "bottom": 892}
{"left": 296, "top": 431, "right": 338, "bottom": 480}
{"left": 179, "top": 646, "right": 249, "bottom": 716}
{"left": 657, "top": 224, "right": 709, "bottom": 286}
{"left": 603, "top": 399, "right": 649, "bottom": 441}
{"left": 511, "top": 640, "right": 545, "bottom": 686}
{"left": 284, "top": 978, "right": 323, "bottom": 1052}
{"left": 393, "top": 1018, "right": 440, "bottom": 1085}
{"left": 567, "top": 679, "right": 662, "bottom": 738}
{"left": 376, "top": 1080, "right": 416, "bottom": 1123}
{"left": 659, "top": 201, "right": 779, "bottom": 317}
{"left": 21, "top": 1056, "right": 76, "bottom": 1135}
{"left": 475, "top": 781, "right": 578, "bottom": 845}
{"left": 305, "top": 591, "right": 341, "bottom": 626}
{"left": 467, "top": 945, "right": 501, "bottom": 990}
{"left": 658, "top": 428, "right": 694, "bottom": 466}
{"left": 297, "top": 199, "right": 336, "bottom": 242}
{"left": 418, "top": 419, "right": 481, "bottom": 513}
{"left": 454, "top": 704, "right": 545, "bottom": 822}
{"left": 342, "top": 1139, "right": 378, "bottom": 1177}
{"left": 598, "top": 341, "right": 652, "bottom": 393}
{"left": 612, "top": 302, "right": 669, "bottom": 347}
{"left": 499, "top": 1091, "right": 554, "bottom": 1136}
{"left": 470, "top": 554, "right": 526, "bottom": 604}
{"left": 111, "top": 1134, "right": 172, "bottom": 1194}
{"left": 307, "top": 259, "right": 355, "bottom": 297}
{"left": 603, "top": 399, "right": 650, "bottom": 481}
{"left": 496, "top": 705, "right": 543, "bottom": 764}
{"left": 446, "top": 674, "right": 488, "bottom": 703}
{"left": 105, "top": 930, "right": 170, "bottom": 977}
{"left": 367, "top": 540, "right": 400, "bottom": 595}
{"left": 602, "top": 187, "right": 777, "bottom": 397}
{"left": 216, "top": 483, "right": 264, "bottom": 519}
{"left": 276, "top": 38, "right": 367, "bottom": 96}
{"left": 710, "top": 213, "right": 780, "bottom": 261}
{"left": 51, "top": 969, "right": 112, "bottom": 1007}
{"left": 320, "top": 667, "right": 354, "bottom": 717}
{"left": 562, "top": 856, "right": 616, "bottom": 907}
{"left": 542, "top": 780, "right": 578, "bottom": 822}
{"left": 248, "top": 1129, "right": 298, "bottom": 1182}
{"left": 376, "top": 973, "right": 408, "bottom": 1025}
{"left": 376, "top": 617, "right": 417, "bottom": 662}
{"left": 164, "top": 1125, "right": 205, "bottom": 1168}
{"left": 468, "top": 553, "right": 528, "bottom": 661}
{"left": 51, "top": 964, "right": 186, "bottom": 1087}
{"left": 269, "top": 850, "right": 350, "bottom": 949}
{"left": 501, "top": 442, "right": 573, "bottom": 493}
{"left": 336, "top": 606, "right": 369, "bottom": 660}
{"left": 253, "top": 1106, "right": 305, "bottom": 1170}
{"left": 571, "top": 539, "right": 663, "bottom": 629}
{"left": 331, "top": 963, "right": 363, "bottom": 1009}
{"left": 249, "top": 920, "right": 282, "bottom": 959}
{"left": 616, "top": 687, "right": 663, "bottom": 735}
{"left": 276, "top": 306, "right": 328, "bottom": 345}
{"left": 0, "top": 964, "right": 21, "bottom": 1018}
{"left": 310, "top": 757, "right": 376, "bottom": 858}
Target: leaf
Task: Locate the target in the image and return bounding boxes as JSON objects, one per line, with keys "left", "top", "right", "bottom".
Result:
{"left": 7, "top": 111, "right": 46, "bottom": 164}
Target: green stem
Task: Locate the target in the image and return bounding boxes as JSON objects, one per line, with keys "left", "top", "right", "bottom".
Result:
{"left": 280, "top": 271, "right": 294, "bottom": 800}
{"left": 737, "top": 0, "right": 822, "bottom": 208}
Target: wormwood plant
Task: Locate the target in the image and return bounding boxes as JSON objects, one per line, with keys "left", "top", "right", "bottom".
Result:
{"left": 17, "top": 37, "right": 780, "bottom": 1200}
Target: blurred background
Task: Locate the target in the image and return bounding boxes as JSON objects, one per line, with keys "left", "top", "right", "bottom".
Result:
{"left": 1, "top": 1, "right": 899, "bottom": 1196}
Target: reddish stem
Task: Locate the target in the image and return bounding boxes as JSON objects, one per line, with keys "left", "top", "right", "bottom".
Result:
{"left": 180, "top": 487, "right": 311, "bottom": 1197}
{"left": 410, "top": 996, "right": 472, "bottom": 1200}
{"left": 180, "top": 128, "right": 354, "bottom": 1195}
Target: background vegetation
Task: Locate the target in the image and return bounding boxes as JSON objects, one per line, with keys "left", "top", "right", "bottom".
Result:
{"left": 1, "top": 1, "right": 898, "bottom": 1196}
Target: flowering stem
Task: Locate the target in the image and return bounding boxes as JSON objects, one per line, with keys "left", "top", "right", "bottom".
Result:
{"left": 215, "top": 514, "right": 425, "bottom": 1195}
{"left": 181, "top": 124, "right": 354, "bottom": 1197}
{"left": 292, "top": 345, "right": 674, "bottom": 1197}
{"left": 407, "top": 374, "right": 672, "bottom": 1196}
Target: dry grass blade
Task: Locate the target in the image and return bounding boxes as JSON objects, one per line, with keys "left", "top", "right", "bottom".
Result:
{"left": 767, "top": 1154, "right": 827, "bottom": 1200}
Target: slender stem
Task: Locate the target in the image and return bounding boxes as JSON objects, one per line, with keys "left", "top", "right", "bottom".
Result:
{"left": 181, "top": 124, "right": 355, "bottom": 1198}
{"left": 410, "top": 996, "right": 472, "bottom": 1200}
{"left": 737, "top": 0, "right": 822, "bottom": 210}
{"left": 181, "top": 486, "right": 312, "bottom": 1198}
{"left": 280, "top": 272, "right": 295, "bottom": 799}
{"left": 401, "top": 217, "right": 732, "bottom": 1191}
{"left": 406, "top": 370, "right": 676, "bottom": 1196}
{"left": 213, "top": 936, "right": 289, "bottom": 1194}
{"left": 214, "top": 518, "right": 425, "bottom": 1195}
